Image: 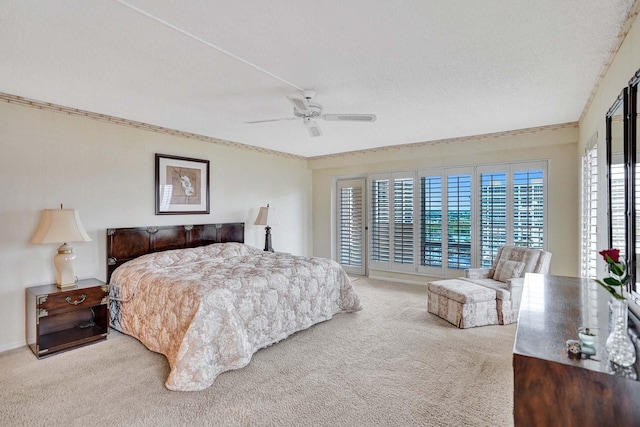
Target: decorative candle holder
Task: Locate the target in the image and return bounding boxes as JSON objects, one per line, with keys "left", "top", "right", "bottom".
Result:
{"left": 578, "top": 327, "right": 596, "bottom": 347}
{"left": 566, "top": 339, "right": 582, "bottom": 359}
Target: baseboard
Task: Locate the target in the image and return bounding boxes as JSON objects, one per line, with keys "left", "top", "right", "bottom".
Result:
{"left": 0, "top": 341, "right": 26, "bottom": 353}
{"left": 367, "top": 274, "right": 429, "bottom": 287}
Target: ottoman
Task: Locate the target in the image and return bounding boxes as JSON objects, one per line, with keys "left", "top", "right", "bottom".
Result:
{"left": 427, "top": 279, "right": 498, "bottom": 328}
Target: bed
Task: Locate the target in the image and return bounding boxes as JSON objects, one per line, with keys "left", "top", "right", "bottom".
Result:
{"left": 106, "top": 223, "right": 362, "bottom": 391}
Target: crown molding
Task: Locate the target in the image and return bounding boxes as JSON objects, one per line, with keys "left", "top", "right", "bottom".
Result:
{"left": 1, "top": 92, "right": 578, "bottom": 163}
{"left": 579, "top": 0, "right": 640, "bottom": 123}
{"left": 306, "top": 122, "right": 578, "bottom": 161}
{"left": 0, "top": 92, "right": 305, "bottom": 160}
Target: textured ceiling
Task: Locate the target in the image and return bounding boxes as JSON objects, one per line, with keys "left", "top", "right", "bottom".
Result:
{"left": 0, "top": 0, "right": 635, "bottom": 157}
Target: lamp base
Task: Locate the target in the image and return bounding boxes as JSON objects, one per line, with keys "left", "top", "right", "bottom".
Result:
{"left": 264, "top": 226, "right": 274, "bottom": 252}
{"left": 54, "top": 243, "right": 77, "bottom": 288}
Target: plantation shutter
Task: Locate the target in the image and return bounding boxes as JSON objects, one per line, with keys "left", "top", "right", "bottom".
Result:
{"left": 393, "top": 176, "right": 414, "bottom": 265}
{"left": 513, "top": 169, "right": 545, "bottom": 249}
{"left": 337, "top": 179, "right": 365, "bottom": 275}
{"left": 581, "top": 145, "right": 598, "bottom": 278}
{"left": 370, "top": 177, "right": 390, "bottom": 264}
{"left": 447, "top": 173, "right": 472, "bottom": 270}
{"left": 356, "top": 161, "right": 549, "bottom": 276}
{"left": 420, "top": 174, "right": 443, "bottom": 269}
{"left": 479, "top": 171, "right": 507, "bottom": 268}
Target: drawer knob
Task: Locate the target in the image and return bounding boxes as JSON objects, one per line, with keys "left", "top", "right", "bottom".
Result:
{"left": 65, "top": 294, "right": 86, "bottom": 305}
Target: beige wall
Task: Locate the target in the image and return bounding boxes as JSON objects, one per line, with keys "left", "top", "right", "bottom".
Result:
{"left": 310, "top": 125, "right": 580, "bottom": 282}
{"left": 0, "top": 101, "right": 312, "bottom": 351}
{"left": 579, "top": 9, "right": 640, "bottom": 276}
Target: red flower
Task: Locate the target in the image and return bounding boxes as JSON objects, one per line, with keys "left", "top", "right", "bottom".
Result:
{"left": 596, "top": 248, "right": 627, "bottom": 300}
{"left": 599, "top": 249, "right": 620, "bottom": 263}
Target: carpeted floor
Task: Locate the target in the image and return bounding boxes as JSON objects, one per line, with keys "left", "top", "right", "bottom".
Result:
{"left": 0, "top": 277, "right": 516, "bottom": 426}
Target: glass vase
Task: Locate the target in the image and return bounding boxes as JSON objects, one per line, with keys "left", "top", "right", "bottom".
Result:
{"left": 605, "top": 297, "right": 637, "bottom": 367}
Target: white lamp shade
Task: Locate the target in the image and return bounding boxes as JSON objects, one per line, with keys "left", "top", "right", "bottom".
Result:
{"left": 253, "top": 204, "right": 279, "bottom": 227}
{"left": 31, "top": 209, "right": 92, "bottom": 244}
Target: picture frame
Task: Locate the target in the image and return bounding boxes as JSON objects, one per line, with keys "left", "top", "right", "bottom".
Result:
{"left": 155, "top": 153, "right": 210, "bottom": 215}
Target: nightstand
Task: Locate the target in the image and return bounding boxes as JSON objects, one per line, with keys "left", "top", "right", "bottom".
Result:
{"left": 26, "top": 278, "right": 109, "bottom": 358}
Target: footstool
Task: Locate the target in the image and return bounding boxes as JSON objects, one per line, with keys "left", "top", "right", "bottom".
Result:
{"left": 427, "top": 279, "right": 498, "bottom": 328}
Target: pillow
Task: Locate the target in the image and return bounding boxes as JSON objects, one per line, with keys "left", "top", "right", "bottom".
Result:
{"left": 493, "top": 259, "right": 526, "bottom": 282}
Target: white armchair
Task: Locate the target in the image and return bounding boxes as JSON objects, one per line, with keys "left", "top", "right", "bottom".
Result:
{"left": 463, "top": 246, "right": 552, "bottom": 324}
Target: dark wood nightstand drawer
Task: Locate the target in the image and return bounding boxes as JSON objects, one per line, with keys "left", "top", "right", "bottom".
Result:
{"left": 38, "top": 285, "right": 109, "bottom": 317}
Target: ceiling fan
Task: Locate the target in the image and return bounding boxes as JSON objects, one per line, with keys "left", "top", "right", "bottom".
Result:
{"left": 245, "top": 90, "right": 376, "bottom": 137}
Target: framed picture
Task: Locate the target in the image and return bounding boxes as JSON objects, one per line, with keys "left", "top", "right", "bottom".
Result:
{"left": 155, "top": 153, "right": 210, "bottom": 215}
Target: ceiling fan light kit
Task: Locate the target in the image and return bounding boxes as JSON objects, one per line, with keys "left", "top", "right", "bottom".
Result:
{"left": 247, "top": 90, "right": 376, "bottom": 137}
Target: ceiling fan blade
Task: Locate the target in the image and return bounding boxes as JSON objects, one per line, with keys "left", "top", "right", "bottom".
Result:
{"left": 287, "top": 96, "right": 311, "bottom": 114}
{"left": 322, "top": 114, "right": 377, "bottom": 122}
{"left": 244, "top": 117, "right": 297, "bottom": 124}
{"left": 304, "top": 118, "right": 322, "bottom": 137}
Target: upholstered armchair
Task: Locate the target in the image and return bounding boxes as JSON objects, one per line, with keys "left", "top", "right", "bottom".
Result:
{"left": 463, "top": 246, "right": 552, "bottom": 324}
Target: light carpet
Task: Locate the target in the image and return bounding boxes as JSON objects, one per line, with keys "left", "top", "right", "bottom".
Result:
{"left": 0, "top": 277, "right": 516, "bottom": 426}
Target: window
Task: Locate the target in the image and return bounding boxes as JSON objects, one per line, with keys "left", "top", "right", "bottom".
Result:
{"left": 479, "top": 171, "right": 507, "bottom": 268}
{"left": 420, "top": 175, "right": 443, "bottom": 269}
{"left": 446, "top": 173, "right": 473, "bottom": 270}
{"left": 393, "top": 176, "right": 415, "bottom": 265}
{"left": 477, "top": 163, "right": 546, "bottom": 267}
{"left": 366, "top": 161, "right": 547, "bottom": 276}
{"left": 513, "top": 168, "right": 545, "bottom": 249}
{"left": 369, "top": 173, "right": 416, "bottom": 271}
{"left": 370, "top": 178, "right": 390, "bottom": 263}
{"left": 581, "top": 145, "right": 598, "bottom": 278}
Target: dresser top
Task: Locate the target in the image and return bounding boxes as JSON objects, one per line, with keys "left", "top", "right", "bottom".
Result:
{"left": 514, "top": 274, "right": 639, "bottom": 381}
{"left": 26, "top": 278, "right": 106, "bottom": 296}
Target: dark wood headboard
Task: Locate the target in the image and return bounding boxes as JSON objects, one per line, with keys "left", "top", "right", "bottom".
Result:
{"left": 106, "top": 222, "right": 244, "bottom": 281}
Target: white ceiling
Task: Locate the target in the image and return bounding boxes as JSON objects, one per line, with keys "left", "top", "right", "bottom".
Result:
{"left": 0, "top": 1, "right": 635, "bottom": 157}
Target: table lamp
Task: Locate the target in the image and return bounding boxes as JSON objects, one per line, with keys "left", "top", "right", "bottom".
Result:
{"left": 254, "top": 203, "right": 279, "bottom": 252}
{"left": 31, "top": 205, "right": 92, "bottom": 288}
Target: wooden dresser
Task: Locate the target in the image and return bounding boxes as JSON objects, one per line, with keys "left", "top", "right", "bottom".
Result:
{"left": 513, "top": 274, "right": 640, "bottom": 426}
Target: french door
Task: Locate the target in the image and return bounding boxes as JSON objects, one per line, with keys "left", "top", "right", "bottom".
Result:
{"left": 336, "top": 178, "right": 366, "bottom": 275}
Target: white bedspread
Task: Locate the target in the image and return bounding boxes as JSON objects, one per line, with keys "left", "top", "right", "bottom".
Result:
{"left": 109, "top": 243, "right": 362, "bottom": 391}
